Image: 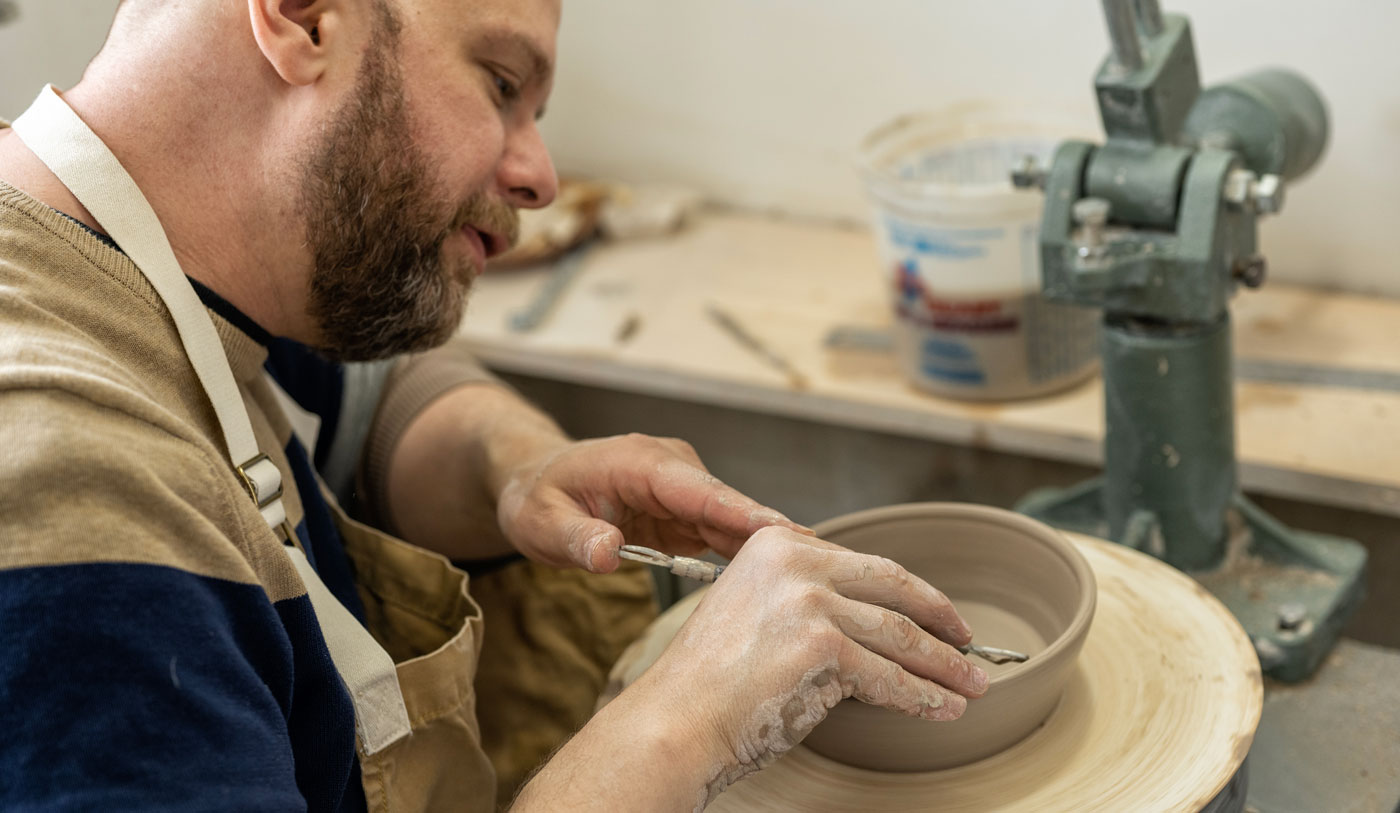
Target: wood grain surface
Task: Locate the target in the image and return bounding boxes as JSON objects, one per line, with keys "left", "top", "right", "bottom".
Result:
{"left": 462, "top": 211, "right": 1400, "bottom": 517}
{"left": 606, "top": 534, "right": 1263, "bottom": 812}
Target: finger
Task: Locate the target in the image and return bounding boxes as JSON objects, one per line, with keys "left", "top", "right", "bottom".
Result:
{"left": 824, "top": 551, "right": 974, "bottom": 646}
{"left": 831, "top": 597, "right": 987, "bottom": 698}
{"left": 619, "top": 514, "right": 710, "bottom": 559}
{"left": 835, "top": 635, "right": 968, "bottom": 722}
{"left": 652, "top": 436, "right": 709, "bottom": 470}
{"left": 648, "top": 519, "right": 711, "bottom": 558}
{"left": 520, "top": 495, "right": 625, "bottom": 573}
{"left": 636, "top": 459, "right": 812, "bottom": 557}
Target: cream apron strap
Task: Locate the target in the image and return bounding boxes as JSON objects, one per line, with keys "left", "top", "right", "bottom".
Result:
{"left": 285, "top": 547, "right": 412, "bottom": 754}
{"left": 11, "top": 85, "right": 411, "bottom": 756}
{"left": 11, "top": 86, "right": 286, "bottom": 529}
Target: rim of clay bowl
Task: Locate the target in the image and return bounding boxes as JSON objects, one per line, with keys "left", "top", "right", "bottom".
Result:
{"left": 811, "top": 502, "right": 1097, "bottom": 689}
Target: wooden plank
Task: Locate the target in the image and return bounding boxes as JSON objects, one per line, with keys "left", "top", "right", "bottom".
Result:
{"left": 460, "top": 210, "right": 1400, "bottom": 517}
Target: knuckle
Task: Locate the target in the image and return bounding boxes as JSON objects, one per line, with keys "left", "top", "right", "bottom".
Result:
{"left": 893, "top": 614, "right": 923, "bottom": 650}
{"left": 794, "top": 583, "right": 830, "bottom": 614}
{"left": 619, "top": 431, "right": 660, "bottom": 452}
{"left": 813, "top": 622, "right": 846, "bottom": 655}
{"left": 872, "top": 555, "right": 909, "bottom": 585}
{"left": 748, "top": 524, "right": 797, "bottom": 550}
{"left": 667, "top": 437, "right": 698, "bottom": 458}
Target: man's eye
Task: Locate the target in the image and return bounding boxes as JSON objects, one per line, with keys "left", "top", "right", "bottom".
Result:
{"left": 492, "top": 73, "right": 520, "bottom": 103}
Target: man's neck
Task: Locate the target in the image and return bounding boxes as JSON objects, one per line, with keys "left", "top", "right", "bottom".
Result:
{"left": 0, "top": 79, "right": 314, "bottom": 344}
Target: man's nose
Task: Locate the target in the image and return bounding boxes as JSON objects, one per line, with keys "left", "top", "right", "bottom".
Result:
{"left": 499, "top": 123, "right": 558, "bottom": 210}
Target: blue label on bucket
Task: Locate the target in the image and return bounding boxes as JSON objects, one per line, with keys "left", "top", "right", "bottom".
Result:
{"left": 922, "top": 363, "right": 986, "bottom": 384}
{"left": 885, "top": 217, "right": 1004, "bottom": 260}
{"left": 920, "top": 335, "right": 985, "bottom": 384}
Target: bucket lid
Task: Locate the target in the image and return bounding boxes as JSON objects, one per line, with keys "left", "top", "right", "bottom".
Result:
{"left": 858, "top": 101, "right": 1099, "bottom": 219}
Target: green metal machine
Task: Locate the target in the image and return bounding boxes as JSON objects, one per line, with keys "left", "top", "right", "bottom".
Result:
{"left": 1013, "top": 0, "right": 1366, "bottom": 682}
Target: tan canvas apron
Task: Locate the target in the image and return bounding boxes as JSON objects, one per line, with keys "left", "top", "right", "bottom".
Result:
{"left": 13, "top": 85, "right": 496, "bottom": 811}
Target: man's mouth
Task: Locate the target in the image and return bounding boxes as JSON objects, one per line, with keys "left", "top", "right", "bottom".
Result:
{"left": 457, "top": 224, "right": 508, "bottom": 275}
{"left": 469, "top": 226, "right": 509, "bottom": 260}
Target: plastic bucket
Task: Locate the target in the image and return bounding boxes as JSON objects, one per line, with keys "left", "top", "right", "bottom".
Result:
{"left": 858, "top": 103, "right": 1100, "bottom": 401}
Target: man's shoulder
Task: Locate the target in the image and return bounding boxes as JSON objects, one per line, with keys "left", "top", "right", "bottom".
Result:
{"left": 0, "top": 384, "right": 268, "bottom": 586}
{"left": 0, "top": 188, "right": 202, "bottom": 434}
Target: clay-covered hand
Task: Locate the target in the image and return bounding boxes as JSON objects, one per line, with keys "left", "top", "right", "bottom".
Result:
{"left": 632, "top": 526, "right": 988, "bottom": 804}
{"left": 495, "top": 432, "right": 812, "bottom": 572}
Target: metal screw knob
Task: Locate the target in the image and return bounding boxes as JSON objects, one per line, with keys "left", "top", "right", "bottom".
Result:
{"left": 1253, "top": 174, "right": 1285, "bottom": 215}
{"left": 1223, "top": 169, "right": 1286, "bottom": 216}
{"left": 1073, "top": 197, "right": 1111, "bottom": 228}
{"left": 1072, "top": 197, "right": 1112, "bottom": 257}
{"left": 1233, "top": 255, "right": 1268, "bottom": 289}
{"left": 1276, "top": 602, "right": 1308, "bottom": 632}
{"left": 1224, "top": 169, "right": 1257, "bottom": 207}
{"left": 1011, "top": 155, "right": 1047, "bottom": 190}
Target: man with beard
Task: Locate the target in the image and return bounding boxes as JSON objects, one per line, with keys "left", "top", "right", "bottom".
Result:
{"left": 0, "top": 0, "right": 988, "bottom": 810}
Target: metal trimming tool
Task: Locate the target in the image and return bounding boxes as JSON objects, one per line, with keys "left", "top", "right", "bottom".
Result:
{"left": 958, "top": 645, "right": 1028, "bottom": 665}
{"left": 618, "top": 544, "right": 1029, "bottom": 664}
{"left": 705, "top": 303, "right": 810, "bottom": 390}
{"left": 619, "top": 545, "right": 726, "bottom": 583}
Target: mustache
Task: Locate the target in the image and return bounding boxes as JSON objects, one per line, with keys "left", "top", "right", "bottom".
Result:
{"left": 450, "top": 194, "right": 521, "bottom": 250}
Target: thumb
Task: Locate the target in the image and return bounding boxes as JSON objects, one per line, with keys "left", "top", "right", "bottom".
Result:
{"left": 561, "top": 516, "right": 624, "bottom": 574}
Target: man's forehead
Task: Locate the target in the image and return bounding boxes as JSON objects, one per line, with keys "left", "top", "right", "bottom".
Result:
{"left": 417, "top": 0, "right": 559, "bottom": 69}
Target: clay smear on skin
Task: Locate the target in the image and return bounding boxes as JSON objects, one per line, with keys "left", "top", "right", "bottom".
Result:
{"left": 695, "top": 650, "right": 964, "bottom": 811}
{"left": 830, "top": 557, "right": 972, "bottom": 643}
{"left": 696, "top": 662, "right": 843, "bottom": 811}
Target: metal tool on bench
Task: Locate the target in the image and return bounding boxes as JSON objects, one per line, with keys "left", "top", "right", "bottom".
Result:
{"left": 1011, "top": 0, "right": 1366, "bottom": 682}
{"left": 507, "top": 245, "right": 590, "bottom": 332}
{"left": 618, "top": 544, "right": 1030, "bottom": 665}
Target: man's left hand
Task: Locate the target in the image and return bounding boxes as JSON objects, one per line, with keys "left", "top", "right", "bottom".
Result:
{"left": 495, "top": 433, "right": 812, "bottom": 572}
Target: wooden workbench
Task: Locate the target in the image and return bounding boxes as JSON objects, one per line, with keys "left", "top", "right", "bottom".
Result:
{"left": 459, "top": 208, "right": 1400, "bottom": 519}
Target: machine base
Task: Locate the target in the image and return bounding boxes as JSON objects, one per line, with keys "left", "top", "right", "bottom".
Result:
{"left": 1017, "top": 479, "right": 1367, "bottom": 682}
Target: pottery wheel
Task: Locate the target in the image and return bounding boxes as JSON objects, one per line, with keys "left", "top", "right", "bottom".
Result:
{"left": 605, "top": 534, "right": 1262, "bottom": 811}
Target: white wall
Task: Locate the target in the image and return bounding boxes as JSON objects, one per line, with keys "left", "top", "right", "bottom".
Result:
{"left": 6, "top": 2, "right": 1397, "bottom": 295}
{"left": 0, "top": 2, "right": 119, "bottom": 118}
{"left": 542, "top": 1, "right": 1400, "bottom": 296}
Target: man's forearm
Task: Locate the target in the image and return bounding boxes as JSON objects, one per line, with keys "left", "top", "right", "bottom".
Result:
{"left": 385, "top": 382, "right": 571, "bottom": 561}
{"left": 512, "top": 679, "right": 724, "bottom": 812}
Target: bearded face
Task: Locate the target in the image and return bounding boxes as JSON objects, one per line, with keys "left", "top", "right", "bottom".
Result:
{"left": 298, "top": 4, "right": 519, "bottom": 362}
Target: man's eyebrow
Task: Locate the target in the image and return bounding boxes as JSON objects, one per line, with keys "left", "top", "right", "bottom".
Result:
{"left": 476, "top": 30, "right": 554, "bottom": 88}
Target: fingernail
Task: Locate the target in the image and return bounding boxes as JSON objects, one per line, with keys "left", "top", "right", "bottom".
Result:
{"left": 972, "top": 666, "right": 990, "bottom": 693}
{"left": 587, "top": 533, "right": 614, "bottom": 570}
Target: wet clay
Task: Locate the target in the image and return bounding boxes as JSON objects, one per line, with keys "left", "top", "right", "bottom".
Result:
{"left": 605, "top": 531, "right": 1262, "bottom": 812}
{"left": 800, "top": 504, "right": 1096, "bottom": 772}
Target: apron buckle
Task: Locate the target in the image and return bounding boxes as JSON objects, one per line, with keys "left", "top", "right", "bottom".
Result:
{"left": 236, "top": 453, "right": 284, "bottom": 509}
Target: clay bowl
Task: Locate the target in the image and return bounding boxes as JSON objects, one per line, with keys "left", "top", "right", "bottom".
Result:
{"left": 801, "top": 502, "right": 1096, "bottom": 772}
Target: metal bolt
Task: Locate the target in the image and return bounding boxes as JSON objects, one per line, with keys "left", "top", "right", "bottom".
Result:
{"left": 1252, "top": 174, "right": 1285, "bottom": 215}
{"left": 1011, "top": 155, "right": 1047, "bottom": 190}
{"left": 1233, "top": 255, "right": 1268, "bottom": 289}
{"left": 1223, "top": 169, "right": 1256, "bottom": 208}
{"left": 1276, "top": 602, "right": 1308, "bottom": 632}
{"left": 1072, "top": 197, "right": 1112, "bottom": 255}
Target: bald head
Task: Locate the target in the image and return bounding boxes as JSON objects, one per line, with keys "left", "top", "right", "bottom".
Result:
{"left": 55, "top": 0, "right": 561, "bottom": 354}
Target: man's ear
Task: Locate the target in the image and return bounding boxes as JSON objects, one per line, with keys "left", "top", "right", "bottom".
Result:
{"left": 247, "top": 0, "right": 342, "bottom": 86}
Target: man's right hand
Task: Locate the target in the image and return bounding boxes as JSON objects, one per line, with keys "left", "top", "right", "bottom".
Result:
{"left": 514, "top": 526, "right": 986, "bottom": 811}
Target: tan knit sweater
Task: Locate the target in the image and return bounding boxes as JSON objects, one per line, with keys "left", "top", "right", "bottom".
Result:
{"left": 0, "top": 176, "right": 502, "bottom": 807}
